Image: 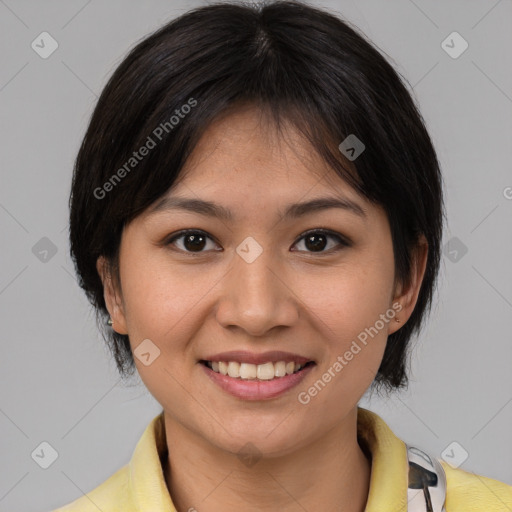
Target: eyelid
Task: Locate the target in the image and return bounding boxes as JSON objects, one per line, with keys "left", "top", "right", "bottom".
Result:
{"left": 296, "top": 228, "right": 352, "bottom": 247}
{"left": 165, "top": 227, "right": 351, "bottom": 253}
{"left": 164, "top": 229, "right": 221, "bottom": 251}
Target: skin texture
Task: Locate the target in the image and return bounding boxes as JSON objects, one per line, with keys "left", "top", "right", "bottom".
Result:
{"left": 97, "top": 105, "right": 428, "bottom": 512}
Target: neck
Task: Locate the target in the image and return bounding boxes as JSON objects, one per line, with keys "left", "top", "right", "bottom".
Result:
{"left": 163, "top": 407, "right": 371, "bottom": 512}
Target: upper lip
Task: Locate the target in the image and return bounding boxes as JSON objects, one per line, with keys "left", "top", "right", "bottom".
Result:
{"left": 201, "top": 350, "right": 314, "bottom": 365}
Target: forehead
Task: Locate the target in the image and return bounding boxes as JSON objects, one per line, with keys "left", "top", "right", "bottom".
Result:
{"left": 171, "top": 105, "right": 362, "bottom": 201}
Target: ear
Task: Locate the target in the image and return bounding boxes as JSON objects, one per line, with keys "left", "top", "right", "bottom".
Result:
{"left": 388, "top": 235, "right": 428, "bottom": 335}
{"left": 96, "top": 256, "right": 128, "bottom": 335}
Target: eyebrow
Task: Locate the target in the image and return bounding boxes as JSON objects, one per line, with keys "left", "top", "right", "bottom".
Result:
{"left": 148, "top": 195, "right": 367, "bottom": 221}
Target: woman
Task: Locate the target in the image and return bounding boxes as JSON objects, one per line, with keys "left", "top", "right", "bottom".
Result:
{"left": 55, "top": 1, "right": 512, "bottom": 510}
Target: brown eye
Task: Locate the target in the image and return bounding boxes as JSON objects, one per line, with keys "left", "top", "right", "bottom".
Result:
{"left": 165, "top": 228, "right": 350, "bottom": 255}
{"left": 166, "top": 230, "right": 219, "bottom": 253}
{"left": 292, "top": 229, "right": 350, "bottom": 254}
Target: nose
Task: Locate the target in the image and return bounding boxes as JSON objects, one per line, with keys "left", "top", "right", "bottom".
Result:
{"left": 215, "top": 244, "right": 299, "bottom": 337}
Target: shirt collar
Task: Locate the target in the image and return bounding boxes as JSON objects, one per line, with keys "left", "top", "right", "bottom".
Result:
{"left": 357, "top": 407, "right": 409, "bottom": 511}
{"left": 128, "top": 407, "right": 408, "bottom": 511}
{"left": 128, "top": 408, "right": 177, "bottom": 511}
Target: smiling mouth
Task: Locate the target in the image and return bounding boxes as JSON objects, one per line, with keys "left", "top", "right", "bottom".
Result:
{"left": 199, "top": 360, "right": 316, "bottom": 380}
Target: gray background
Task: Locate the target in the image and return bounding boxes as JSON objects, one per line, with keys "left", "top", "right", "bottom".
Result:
{"left": 1, "top": 0, "right": 511, "bottom": 510}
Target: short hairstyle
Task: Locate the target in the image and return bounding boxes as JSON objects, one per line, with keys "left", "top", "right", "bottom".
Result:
{"left": 69, "top": 0, "right": 445, "bottom": 393}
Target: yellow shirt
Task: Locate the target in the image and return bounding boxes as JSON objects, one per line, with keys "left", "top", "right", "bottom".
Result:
{"left": 52, "top": 407, "right": 512, "bottom": 511}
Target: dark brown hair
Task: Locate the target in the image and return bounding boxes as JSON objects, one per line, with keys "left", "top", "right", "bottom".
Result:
{"left": 69, "top": 0, "right": 445, "bottom": 393}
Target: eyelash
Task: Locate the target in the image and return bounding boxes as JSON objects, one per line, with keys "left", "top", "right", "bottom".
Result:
{"left": 165, "top": 228, "right": 351, "bottom": 255}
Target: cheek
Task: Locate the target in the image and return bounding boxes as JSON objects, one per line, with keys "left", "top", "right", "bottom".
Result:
{"left": 304, "top": 246, "right": 395, "bottom": 393}
{"left": 310, "top": 252, "right": 395, "bottom": 338}
{"left": 118, "top": 246, "right": 191, "bottom": 337}
{"left": 118, "top": 252, "right": 197, "bottom": 406}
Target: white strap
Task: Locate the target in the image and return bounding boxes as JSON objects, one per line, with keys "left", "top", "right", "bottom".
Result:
{"left": 406, "top": 445, "right": 447, "bottom": 512}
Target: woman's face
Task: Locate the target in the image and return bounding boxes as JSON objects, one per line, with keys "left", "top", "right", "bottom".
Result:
{"left": 99, "top": 106, "right": 425, "bottom": 457}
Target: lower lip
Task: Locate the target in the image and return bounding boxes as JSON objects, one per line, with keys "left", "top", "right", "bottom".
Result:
{"left": 200, "top": 362, "right": 315, "bottom": 400}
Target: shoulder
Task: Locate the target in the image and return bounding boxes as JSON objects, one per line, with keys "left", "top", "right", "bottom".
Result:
{"left": 441, "top": 461, "right": 512, "bottom": 511}
{"left": 50, "top": 464, "right": 132, "bottom": 512}
{"left": 50, "top": 411, "right": 170, "bottom": 512}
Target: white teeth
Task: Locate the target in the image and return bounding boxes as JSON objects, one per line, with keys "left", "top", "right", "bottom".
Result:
{"left": 257, "top": 362, "right": 274, "bottom": 380}
{"left": 227, "top": 361, "right": 240, "bottom": 378}
{"left": 239, "top": 362, "right": 257, "bottom": 379}
{"left": 219, "top": 361, "right": 228, "bottom": 375}
{"left": 274, "top": 361, "right": 286, "bottom": 377}
{"left": 206, "top": 360, "right": 310, "bottom": 380}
